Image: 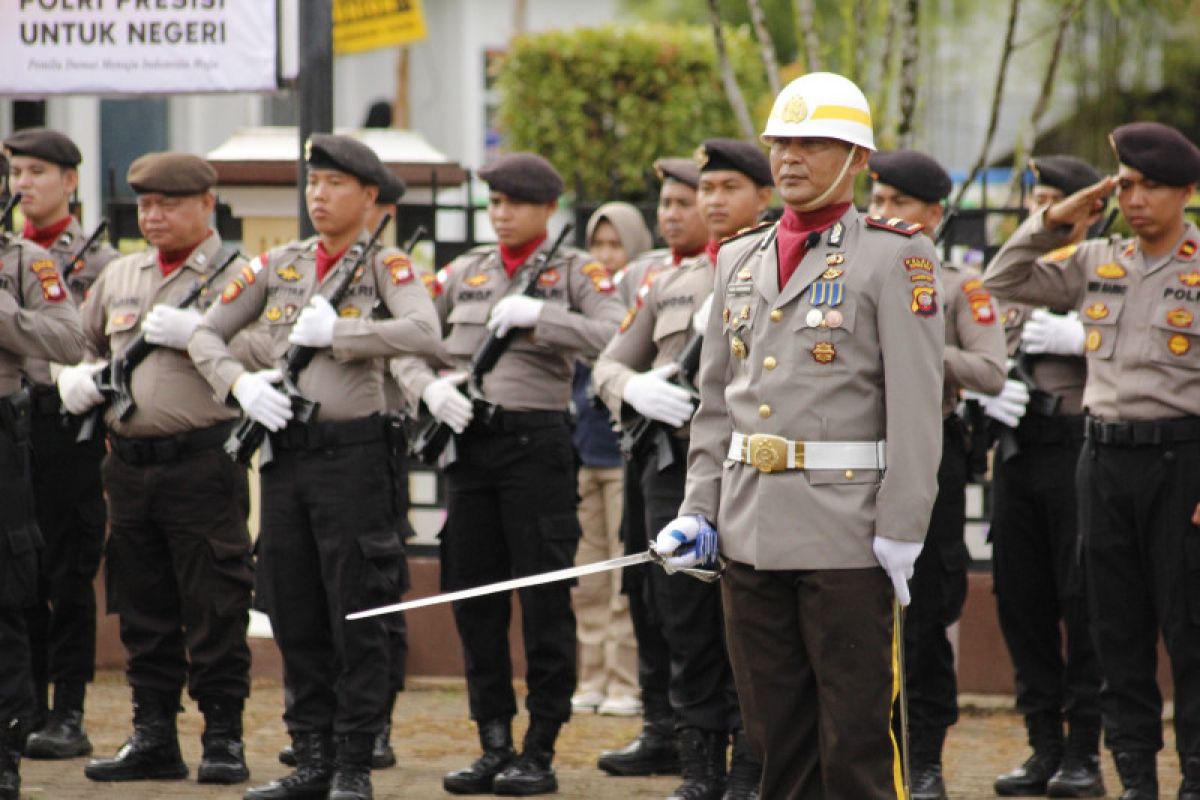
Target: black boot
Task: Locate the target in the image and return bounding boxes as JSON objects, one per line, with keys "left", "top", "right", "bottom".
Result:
{"left": 197, "top": 696, "right": 250, "bottom": 784}
{"left": 1112, "top": 751, "right": 1157, "bottom": 800}
{"left": 443, "top": 717, "right": 516, "bottom": 795}
{"left": 329, "top": 733, "right": 374, "bottom": 800}
{"left": 1180, "top": 753, "right": 1200, "bottom": 800}
{"left": 0, "top": 719, "right": 21, "bottom": 800}
{"left": 493, "top": 716, "right": 559, "bottom": 796}
{"left": 909, "top": 727, "right": 948, "bottom": 800}
{"left": 723, "top": 729, "right": 760, "bottom": 800}
{"left": 667, "top": 727, "right": 726, "bottom": 800}
{"left": 1046, "top": 716, "right": 1103, "bottom": 797}
{"left": 25, "top": 682, "right": 92, "bottom": 759}
{"left": 244, "top": 731, "right": 333, "bottom": 800}
{"left": 597, "top": 714, "right": 680, "bottom": 776}
{"left": 995, "top": 711, "right": 1063, "bottom": 796}
{"left": 84, "top": 687, "right": 188, "bottom": 781}
{"left": 371, "top": 692, "right": 397, "bottom": 770}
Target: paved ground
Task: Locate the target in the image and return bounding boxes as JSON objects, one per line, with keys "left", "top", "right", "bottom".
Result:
{"left": 18, "top": 672, "right": 1182, "bottom": 799}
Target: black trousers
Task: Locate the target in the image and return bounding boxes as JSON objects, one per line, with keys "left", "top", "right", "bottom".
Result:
{"left": 1079, "top": 432, "right": 1200, "bottom": 757}
{"left": 640, "top": 449, "right": 740, "bottom": 733}
{"left": 103, "top": 443, "right": 252, "bottom": 701}
{"left": 621, "top": 453, "right": 672, "bottom": 723}
{"left": 724, "top": 561, "right": 902, "bottom": 800}
{"left": 991, "top": 418, "right": 1099, "bottom": 723}
{"left": 27, "top": 400, "right": 105, "bottom": 713}
{"left": 260, "top": 435, "right": 401, "bottom": 736}
{"left": 0, "top": 397, "right": 39, "bottom": 726}
{"left": 439, "top": 415, "right": 580, "bottom": 725}
{"left": 903, "top": 418, "right": 969, "bottom": 737}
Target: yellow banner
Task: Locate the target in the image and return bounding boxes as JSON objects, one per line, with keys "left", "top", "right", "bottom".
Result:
{"left": 333, "top": 0, "right": 426, "bottom": 55}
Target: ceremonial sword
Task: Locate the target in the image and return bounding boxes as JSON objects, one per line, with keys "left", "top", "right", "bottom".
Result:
{"left": 346, "top": 549, "right": 722, "bottom": 621}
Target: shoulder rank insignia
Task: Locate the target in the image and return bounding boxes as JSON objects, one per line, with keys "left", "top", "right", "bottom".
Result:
{"left": 865, "top": 216, "right": 923, "bottom": 236}
{"left": 719, "top": 221, "right": 773, "bottom": 247}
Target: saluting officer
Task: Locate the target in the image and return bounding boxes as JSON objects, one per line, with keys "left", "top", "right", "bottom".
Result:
{"left": 982, "top": 155, "right": 1106, "bottom": 797}
{"left": 399, "top": 153, "right": 624, "bottom": 796}
{"left": 4, "top": 128, "right": 118, "bottom": 761}
{"left": 867, "top": 149, "right": 1006, "bottom": 800}
{"left": 0, "top": 186, "right": 85, "bottom": 800}
{"left": 984, "top": 122, "right": 1200, "bottom": 800}
{"left": 594, "top": 138, "right": 771, "bottom": 800}
{"left": 596, "top": 156, "right": 709, "bottom": 781}
{"left": 54, "top": 154, "right": 254, "bottom": 786}
{"left": 190, "top": 135, "right": 439, "bottom": 800}
{"left": 655, "top": 72, "right": 946, "bottom": 799}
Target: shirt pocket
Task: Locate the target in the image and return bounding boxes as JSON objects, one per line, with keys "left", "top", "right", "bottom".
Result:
{"left": 722, "top": 301, "right": 758, "bottom": 362}
{"left": 652, "top": 306, "right": 692, "bottom": 349}
{"left": 444, "top": 301, "right": 492, "bottom": 357}
{"left": 1148, "top": 303, "right": 1200, "bottom": 369}
{"left": 104, "top": 306, "right": 141, "bottom": 335}
{"left": 1080, "top": 296, "right": 1122, "bottom": 360}
{"left": 790, "top": 298, "right": 859, "bottom": 370}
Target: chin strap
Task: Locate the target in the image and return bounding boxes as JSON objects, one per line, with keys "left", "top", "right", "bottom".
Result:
{"left": 796, "top": 145, "right": 858, "bottom": 213}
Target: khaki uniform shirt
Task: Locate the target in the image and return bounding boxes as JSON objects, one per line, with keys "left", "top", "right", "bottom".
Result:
{"left": 997, "top": 302, "right": 1087, "bottom": 415}
{"left": 79, "top": 231, "right": 241, "bottom": 437}
{"left": 0, "top": 237, "right": 85, "bottom": 396}
{"left": 680, "top": 209, "right": 946, "bottom": 570}
{"left": 393, "top": 240, "right": 626, "bottom": 411}
{"left": 23, "top": 217, "right": 120, "bottom": 387}
{"left": 940, "top": 263, "right": 1006, "bottom": 415}
{"left": 191, "top": 232, "right": 439, "bottom": 423}
{"left": 984, "top": 210, "right": 1200, "bottom": 420}
{"left": 616, "top": 248, "right": 673, "bottom": 308}
{"left": 593, "top": 252, "right": 711, "bottom": 416}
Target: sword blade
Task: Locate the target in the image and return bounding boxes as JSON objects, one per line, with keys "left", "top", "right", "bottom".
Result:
{"left": 346, "top": 551, "right": 655, "bottom": 620}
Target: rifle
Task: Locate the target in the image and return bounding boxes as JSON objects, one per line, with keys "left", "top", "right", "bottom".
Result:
{"left": 61, "top": 220, "right": 109, "bottom": 279}
{"left": 618, "top": 330, "right": 703, "bottom": 469}
{"left": 0, "top": 193, "right": 23, "bottom": 233}
{"left": 224, "top": 214, "right": 392, "bottom": 466}
{"left": 76, "top": 248, "right": 241, "bottom": 443}
{"left": 409, "top": 223, "right": 573, "bottom": 466}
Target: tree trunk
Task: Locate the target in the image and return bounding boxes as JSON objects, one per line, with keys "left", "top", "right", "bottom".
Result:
{"left": 875, "top": 0, "right": 902, "bottom": 148}
{"left": 952, "top": 0, "right": 1021, "bottom": 209}
{"left": 896, "top": 0, "right": 921, "bottom": 145}
{"left": 747, "top": 0, "right": 782, "bottom": 95}
{"left": 707, "top": 0, "right": 758, "bottom": 140}
{"left": 793, "top": 0, "right": 823, "bottom": 73}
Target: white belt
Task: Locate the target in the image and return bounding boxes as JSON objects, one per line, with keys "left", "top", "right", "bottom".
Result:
{"left": 727, "top": 432, "right": 886, "bottom": 474}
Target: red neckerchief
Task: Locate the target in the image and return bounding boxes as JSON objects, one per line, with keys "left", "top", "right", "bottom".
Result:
{"left": 499, "top": 233, "right": 547, "bottom": 278}
{"left": 158, "top": 241, "right": 203, "bottom": 278}
{"left": 671, "top": 245, "right": 705, "bottom": 266}
{"left": 777, "top": 202, "right": 851, "bottom": 289}
{"left": 315, "top": 241, "right": 349, "bottom": 283}
{"left": 23, "top": 217, "right": 72, "bottom": 250}
{"left": 704, "top": 238, "right": 721, "bottom": 266}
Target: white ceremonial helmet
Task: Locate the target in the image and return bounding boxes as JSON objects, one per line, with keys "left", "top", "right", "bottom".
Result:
{"left": 761, "top": 71, "right": 876, "bottom": 151}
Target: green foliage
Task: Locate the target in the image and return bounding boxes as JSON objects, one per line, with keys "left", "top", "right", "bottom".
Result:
{"left": 496, "top": 24, "right": 771, "bottom": 201}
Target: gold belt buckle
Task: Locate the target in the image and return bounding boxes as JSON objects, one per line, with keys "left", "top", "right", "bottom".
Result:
{"left": 747, "top": 433, "right": 789, "bottom": 473}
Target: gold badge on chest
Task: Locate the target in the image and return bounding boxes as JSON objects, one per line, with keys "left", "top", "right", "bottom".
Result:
{"left": 811, "top": 341, "right": 836, "bottom": 364}
{"left": 731, "top": 336, "right": 747, "bottom": 359}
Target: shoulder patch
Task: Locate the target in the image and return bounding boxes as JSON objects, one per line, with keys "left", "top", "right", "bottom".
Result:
{"left": 580, "top": 260, "right": 615, "bottom": 294}
{"left": 866, "top": 216, "right": 924, "bottom": 236}
{"left": 718, "top": 220, "right": 773, "bottom": 247}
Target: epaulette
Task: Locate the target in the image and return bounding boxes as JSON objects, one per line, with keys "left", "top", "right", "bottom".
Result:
{"left": 719, "top": 220, "right": 773, "bottom": 247}
{"left": 283, "top": 235, "right": 319, "bottom": 253}
{"left": 865, "top": 216, "right": 924, "bottom": 236}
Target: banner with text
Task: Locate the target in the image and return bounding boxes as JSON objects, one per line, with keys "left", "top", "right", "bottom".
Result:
{"left": 1, "top": 0, "right": 279, "bottom": 96}
{"left": 333, "top": 0, "right": 426, "bottom": 56}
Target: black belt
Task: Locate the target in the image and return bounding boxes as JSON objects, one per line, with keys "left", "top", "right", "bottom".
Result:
{"left": 270, "top": 414, "right": 386, "bottom": 451}
{"left": 470, "top": 405, "right": 572, "bottom": 434}
{"left": 1017, "top": 414, "right": 1086, "bottom": 445}
{"left": 1085, "top": 416, "right": 1200, "bottom": 447}
{"left": 109, "top": 420, "right": 237, "bottom": 465}
{"left": 29, "top": 385, "right": 63, "bottom": 417}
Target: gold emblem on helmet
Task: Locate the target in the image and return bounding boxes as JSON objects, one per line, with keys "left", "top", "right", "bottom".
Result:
{"left": 780, "top": 96, "right": 809, "bottom": 123}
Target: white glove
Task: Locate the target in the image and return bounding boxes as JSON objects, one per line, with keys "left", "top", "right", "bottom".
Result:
{"left": 965, "top": 379, "right": 1030, "bottom": 428}
{"left": 231, "top": 368, "right": 293, "bottom": 432}
{"left": 288, "top": 295, "right": 337, "bottom": 348}
{"left": 487, "top": 295, "right": 544, "bottom": 337}
{"left": 57, "top": 362, "right": 105, "bottom": 415}
{"left": 622, "top": 364, "right": 695, "bottom": 427}
{"left": 872, "top": 536, "right": 924, "bottom": 606}
{"left": 692, "top": 293, "right": 714, "bottom": 333}
{"left": 1021, "top": 308, "right": 1086, "bottom": 356}
{"left": 653, "top": 514, "right": 719, "bottom": 570}
{"left": 421, "top": 372, "right": 473, "bottom": 433}
{"left": 142, "top": 305, "right": 202, "bottom": 350}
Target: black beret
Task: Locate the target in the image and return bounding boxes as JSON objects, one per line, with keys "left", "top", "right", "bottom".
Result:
{"left": 653, "top": 157, "right": 700, "bottom": 189}
{"left": 127, "top": 152, "right": 217, "bottom": 196}
{"left": 1110, "top": 122, "right": 1200, "bottom": 186}
{"left": 868, "top": 149, "right": 951, "bottom": 203}
{"left": 1029, "top": 155, "right": 1101, "bottom": 196}
{"left": 376, "top": 168, "right": 406, "bottom": 205}
{"left": 477, "top": 152, "right": 564, "bottom": 203}
{"left": 306, "top": 134, "right": 384, "bottom": 187}
{"left": 695, "top": 138, "right": 773, "bottom": 187}
{"left": 4, "top": 127, "right": 82, "bottom": 168}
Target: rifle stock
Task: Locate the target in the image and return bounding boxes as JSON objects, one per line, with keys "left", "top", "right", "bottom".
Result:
{"left": 619, "top": 331, "right": 703, "bottom": 461}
